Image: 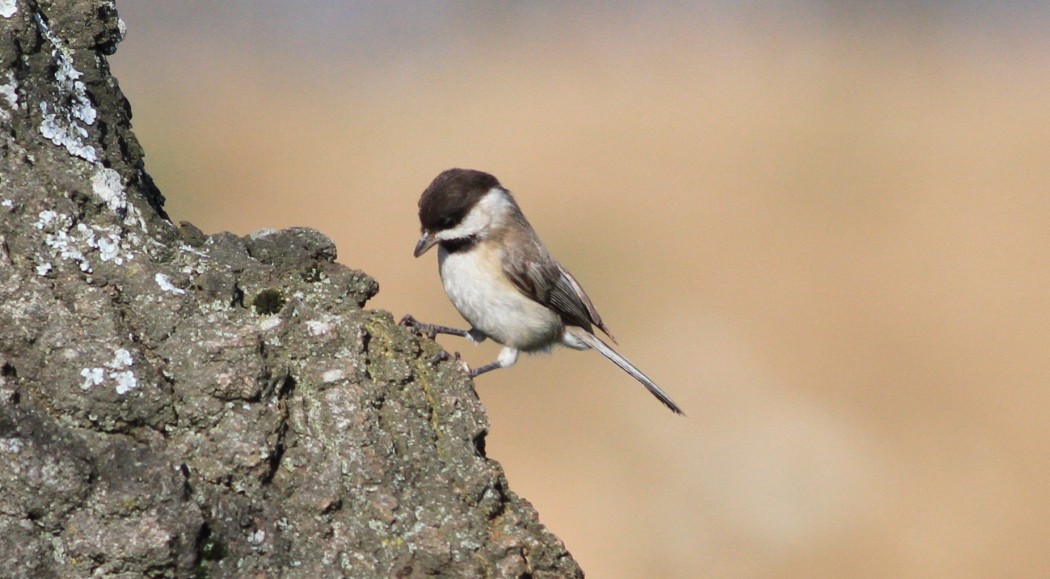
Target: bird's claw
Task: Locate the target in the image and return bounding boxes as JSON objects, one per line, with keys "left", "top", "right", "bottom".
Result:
{"left": 427, "top": 350, "right": 450, "bottom": 365}
{"left": 399, "top": 314, "right": 437, "bottom": 339}
{"left": 452, "top": 352, "right": 473, "bottom": 375}
{"left": 399, "top": 314, "right": 469, "bottom": 340}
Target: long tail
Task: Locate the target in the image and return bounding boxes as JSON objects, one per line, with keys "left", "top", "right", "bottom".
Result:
{"left": 569, "top": 328, "right": 685, "bottom": 415}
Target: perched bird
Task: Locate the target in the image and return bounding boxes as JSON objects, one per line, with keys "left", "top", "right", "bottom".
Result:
{"left": 405, "top": 168, "right": 683, "bottom": 415}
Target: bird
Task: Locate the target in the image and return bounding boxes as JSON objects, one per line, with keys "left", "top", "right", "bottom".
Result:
{"left": 404, "top": 168, "right": 683, "bottom": 415}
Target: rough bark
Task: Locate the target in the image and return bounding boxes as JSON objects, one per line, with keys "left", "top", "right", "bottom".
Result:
{"left": 0, "top": 2, "right": 583, "bottom": 577}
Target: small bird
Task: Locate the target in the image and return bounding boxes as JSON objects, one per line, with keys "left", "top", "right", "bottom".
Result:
{"left": 405, "top": 168, "right": 683, "bottom": 415}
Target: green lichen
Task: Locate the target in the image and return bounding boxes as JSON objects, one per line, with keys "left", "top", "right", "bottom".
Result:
{"left": 300, "top": 264, "right": 324, "bottom": 283}
{"left": 252, "top": 288, "right": 286, "bottom": 315}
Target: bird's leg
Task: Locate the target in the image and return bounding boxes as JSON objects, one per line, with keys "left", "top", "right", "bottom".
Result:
{"left": 469, "top": 347, "right": 519, "bottom": 378}
{"left": 399, "top": 314, "right": 469, "bottom": 340}
{"left": 402, "top": 316, "right": 476, "bottom": 369}
{"left": 402, "top": 315, "right": 510, "bottom": 378}
{"left": 469, "top": 361, "right": 502, "bottom": 377}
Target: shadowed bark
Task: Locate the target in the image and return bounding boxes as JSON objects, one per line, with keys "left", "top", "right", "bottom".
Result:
{"left": 0, "top": 2, "right": 582, "bottom": 576}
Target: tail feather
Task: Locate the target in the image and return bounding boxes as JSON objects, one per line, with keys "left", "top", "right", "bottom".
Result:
{"left": 569, "top": 329, "right": 684, "bottom": 415}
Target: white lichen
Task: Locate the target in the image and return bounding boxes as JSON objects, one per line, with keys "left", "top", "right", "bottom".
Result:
{"left": 95, "top": 232, "right": 123, "bottom": 263}
{"left": 36, "top": 210, "right": 92, "bottom": 273}
{"left": 106, "top": 348, "right": 138, "bottom": 395}
{"left": 155, "top": 273, "right": 185, "bottom": 295}
{"left": 107, "top": 348, "right": 133, "bottom": 369}
{"left": 112, "top": 371, "right": 138, "bottom": 395}
{"left": 248, "top": 228, "right": 277, "bottom": 240}
{"left": 0, "top": 73, "right": 16, "bottom": 107}
{"left": 91, "top": 168, "right": 127, "bottom": 214}
{"left": 306, "top": 320, "right": 331, "bottom": 336}
{"left": 322, "top": 369, "right": 344, "bottom": 383}
{"left": 80, "top": 367, "right": 104, "bottom": 390}
{"left": 259, "top": 317, "right": 281, "bottom": 331}
{"left": 0, "top": 0, "right": 16, "bottom": 19}
{"left": 76, "top": 222, "right": 95, "bottom": 246}
{"left": 39, "top": 102, "right": 97, "bottom": 162}
{"left": 178, "top": 243, "right": 208, "bottom": 258}
{"left": 0, "top": 437, "right": 23, "bottom": 453}
{"left": 0, "top": 71, "right": 17, "bottom": 123}
{"left": 84, "top": 224, "right": 129, "bottom": 265}
{"left": 89, "top": 167, "right": 145, "bottom": 230}
{"left": 36, "top": 210, "right": 134, "bottom": 271}
{"left": 34, "top": 209, "right": 58, "bottom": 229}
{"left": 52, "top": 230, "right": 90, "bottom": 272}
{"left": 80, "top": 349, "right": 139, "bottom": 394}
{"left": 1, "top": 199, "right": 13, "bottom": 209}
{"left": 35, "top": 15, "right": 98, "bottom": 162}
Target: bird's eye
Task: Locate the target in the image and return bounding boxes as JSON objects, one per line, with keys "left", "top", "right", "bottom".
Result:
{"left": 440, "top": 217, "right": 454, "bottom": 228}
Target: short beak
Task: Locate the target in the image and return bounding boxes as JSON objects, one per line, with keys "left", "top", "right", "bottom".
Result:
{"left": 413, "top": 231, "right": 438, "bottom": 257}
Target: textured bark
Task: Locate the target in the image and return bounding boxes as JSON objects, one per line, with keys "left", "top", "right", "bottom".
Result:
{"left": 0, "top": 2, "right": 582, "bottom": 577}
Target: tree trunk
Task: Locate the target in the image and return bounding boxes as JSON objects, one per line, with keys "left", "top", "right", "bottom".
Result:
{"left": 0, "top": 1, "right": 582, "bottom": 576}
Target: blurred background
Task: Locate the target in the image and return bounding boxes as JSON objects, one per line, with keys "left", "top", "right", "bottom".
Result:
{"left": 111, "top": 2, "right": 1050, "bottom": 577}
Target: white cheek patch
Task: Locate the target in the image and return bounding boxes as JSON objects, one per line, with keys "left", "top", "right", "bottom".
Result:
{"left": 435, "top": 188, "right": 515, "bottom": 241}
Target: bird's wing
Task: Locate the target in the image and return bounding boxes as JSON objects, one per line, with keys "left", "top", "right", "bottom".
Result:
{"left": 549, "top": 265, "right": 615, "bottom": 341}
{"left": 501, "top": 231, "right": 614, "bottom": 340}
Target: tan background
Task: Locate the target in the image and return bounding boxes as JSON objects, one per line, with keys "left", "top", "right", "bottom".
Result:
{"left": 111, "top": 3, "right": 1050, "bottom": 577}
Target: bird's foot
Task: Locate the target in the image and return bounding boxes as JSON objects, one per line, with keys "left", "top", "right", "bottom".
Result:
{"left": 427, "top": 350, "right": 450, "bottom": 365}
{"left": 453, "top": 352, "right": 471, "bottom": 373}
{"left": 399, "top": 314, "right": 469, "bottom": 340}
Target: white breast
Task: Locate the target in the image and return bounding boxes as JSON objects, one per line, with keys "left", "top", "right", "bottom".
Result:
{"left": 438, "top": 243, "right": 562, "bottom": 351}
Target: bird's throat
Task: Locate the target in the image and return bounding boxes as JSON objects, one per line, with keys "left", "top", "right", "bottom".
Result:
{"left": 439, "top": 235, "right": 481, "bottom": 254}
